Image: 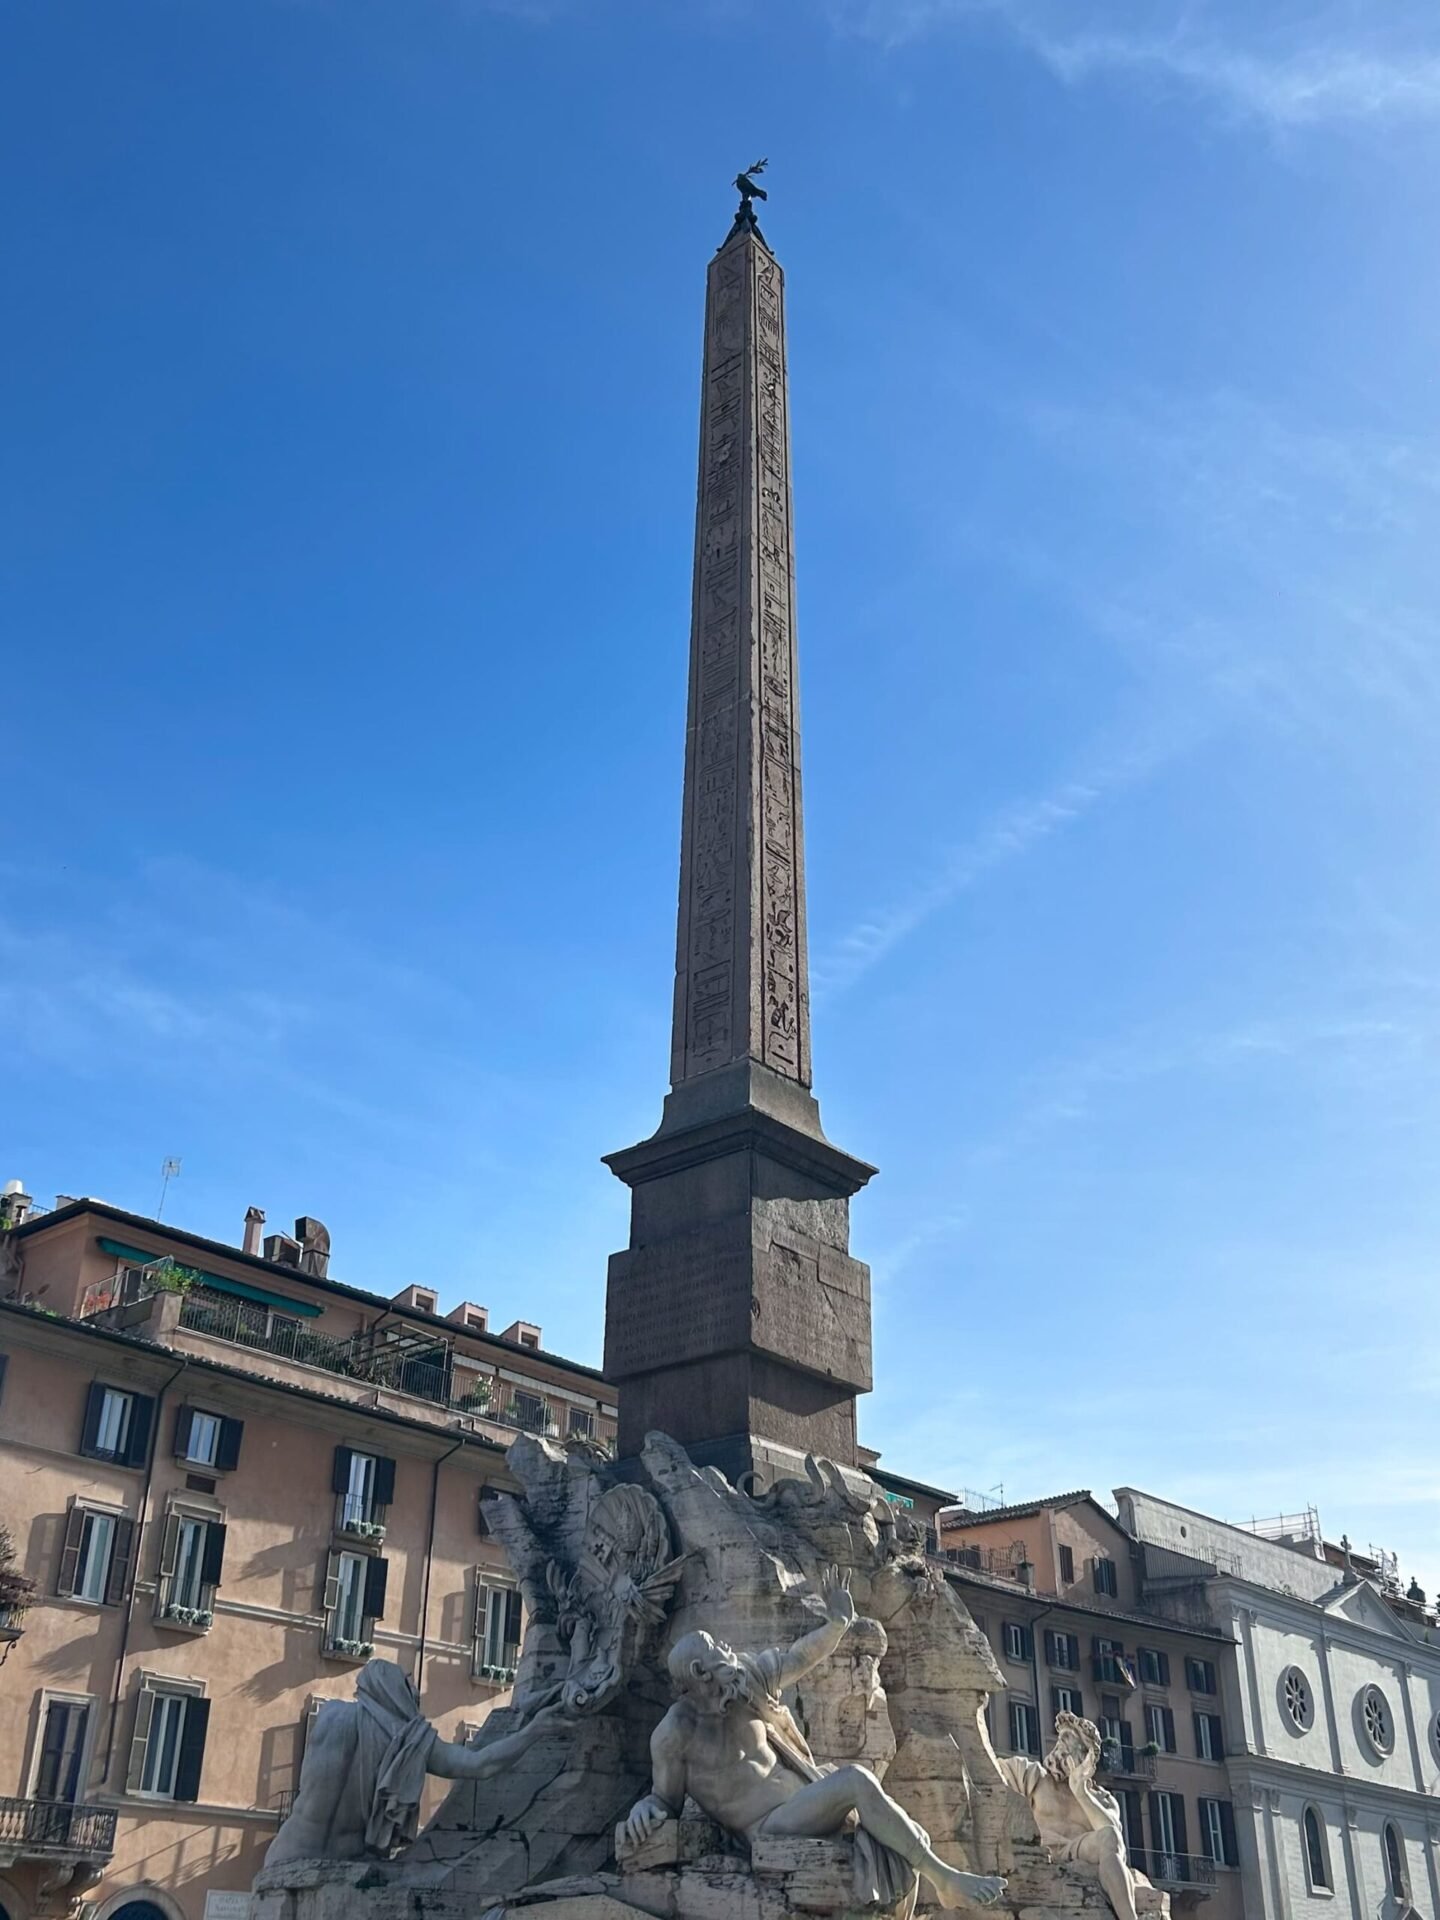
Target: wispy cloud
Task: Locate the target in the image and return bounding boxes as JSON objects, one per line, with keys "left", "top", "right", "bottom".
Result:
{"left": 819, "top": 0, "right": 1440, "bottom": 131}
{"left": 813, "top": 725, "right": 1182, "bottom": 999}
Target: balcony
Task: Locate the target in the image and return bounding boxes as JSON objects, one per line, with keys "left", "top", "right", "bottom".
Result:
{"left": 1134, "top": 1851, "right": 1217, "bottom": 1890}
{"left": 0, "top": 1796, "right": 117, "bottom": 1864}
{"left": 177, "top": 1286, "right": 455, "bottom": 1407}
{"left": 1098, "top": 1744, "right": 1157, "bottom": 1781}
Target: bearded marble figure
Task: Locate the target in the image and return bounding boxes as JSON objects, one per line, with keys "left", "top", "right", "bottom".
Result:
{"left": 622, "top": 1575, "right": 1007, "bottom": 1914}
{"left": 997, "top": 1711, "right": 1151, "bottom": 1920}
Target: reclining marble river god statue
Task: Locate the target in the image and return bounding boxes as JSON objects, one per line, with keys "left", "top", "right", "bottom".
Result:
{"left": 996, "top": 1711, "right": 1151, "bottom": 1920}
{"left": 622, "top": 1573, "right": 1008, "bottom": 1912}
{"left": 266, "top": 1659, "right": 567, "bottom": 1867}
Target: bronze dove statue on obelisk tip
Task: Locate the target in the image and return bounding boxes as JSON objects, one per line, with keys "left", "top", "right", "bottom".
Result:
{"left": 604, "top": 169, "right": 877, "bottom": 1487}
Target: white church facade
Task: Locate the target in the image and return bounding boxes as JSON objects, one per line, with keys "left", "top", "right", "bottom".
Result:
{"left": 1118, "top": 1490, "right": 1440, "bottom": 1920}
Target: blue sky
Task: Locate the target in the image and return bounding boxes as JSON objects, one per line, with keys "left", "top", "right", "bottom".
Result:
{"left": 5, "top": 0, "right": 1440, "bottom": 1591}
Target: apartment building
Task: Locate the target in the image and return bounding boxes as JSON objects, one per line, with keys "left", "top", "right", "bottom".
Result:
{"left": 939, "top": 1491, "right": 1243, "bottom": 1919}
{"left": 0, "top": 1189, "right": 617, "bottom": 1920}
{"left": 1119, "top": 1490, "right": 1440, "bottom": 1920}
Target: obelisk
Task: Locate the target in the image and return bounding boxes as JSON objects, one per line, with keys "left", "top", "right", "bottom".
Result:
{"left": 604, "top": 178, "right": 876, "bottom": 1486}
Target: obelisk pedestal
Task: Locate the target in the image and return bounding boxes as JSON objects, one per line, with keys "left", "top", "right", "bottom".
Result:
{"left": 604, "top": 204, "right": 875, "bottom": 1487}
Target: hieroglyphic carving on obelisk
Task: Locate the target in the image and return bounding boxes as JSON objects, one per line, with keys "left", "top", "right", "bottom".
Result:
{"left": 670, "top": 221, "right": 811, "bottom": 1094}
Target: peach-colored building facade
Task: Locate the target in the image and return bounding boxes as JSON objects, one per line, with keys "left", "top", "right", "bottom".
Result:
{"left": 0, "top": 1195, "right": 616, "bottom": 1920}
{"left": 939, "top": 1492, "right": 1243, "bottom": 1920}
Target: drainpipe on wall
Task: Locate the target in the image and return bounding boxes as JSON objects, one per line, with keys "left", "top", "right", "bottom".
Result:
{"left": 415, "top": 1436, "right": 463, "bottom": 1696}
{"left": 100, "top": 1355, "right": 189, "bottom": 1789}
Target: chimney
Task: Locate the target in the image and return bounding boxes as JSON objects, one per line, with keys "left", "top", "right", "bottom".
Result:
{"left": 0, "top": 1180, "right": 32, "bottom": 1230}
{"left": 295, "top": 1216, "right": 330, "bottom": 1278}
{"left": 263, "top": 1231, "right": 302, "bottom": 1267}
{"left": 242, "top": 1206, "right": 266, "bottom": 1257}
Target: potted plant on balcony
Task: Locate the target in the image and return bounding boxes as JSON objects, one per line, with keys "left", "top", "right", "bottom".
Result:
{"left": 0, "top": 1523, "right": 36, "bottom": 1643}
{"left": 1139, "top": 1739, "right": 1162, "bottom": 1757}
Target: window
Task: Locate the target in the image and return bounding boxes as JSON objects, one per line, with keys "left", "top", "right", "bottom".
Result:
{"left": 1008, "top": 1699, "right": 1040, "bottom": 1755}
{"left": 128, "top": 1683, "right": 210, "bottom": 1802}
{"left": 1360, "top": 1685, "right": 1394, "bottom": 1757}
{"left": 1093, "top": 1556, "right": 1119, "bottom": 1597}
{"left": 173, "top": 1406, "right": 243, "bottom": 1472}
{"left": 80, "top": 1384, "right": 154, "bottom": 1467}
{"left": 1002, "top": 1622, "right": 1033, "bottom": 1663}
{"left": 1045, "top": 1629, "right": 1080, "bottom": 1671}
{"left": 1052, "top": 1685, "right": 1085, "bottom": 1722}
{"left": 1194, "top": 1711, "right": 1224, "bottom": 1761}
{"left": 1185, "top": 1656, "right": 1217, "bottom": 1694}
{"left": 567, "top": 1407, "right": 595, "bottom": 1439}
{"left": 324, "top": 1549, "right": 387, "bottom": 1655}
{"left": 1148, "top": 1789, "right": 1188, "bottom": 1876}
{"left": 1302, "top": 1807, "right": 1331, "bottom": 1892}
{"left": 1093, "top": 1636, "right": 1130, "bottom": 1685}
{"left": 34, "top": 1700, "right": 90, "bottom": 1802}
{"left": 1099, "top": 1711, "right": 1132, "bottom": 1765}
{"left": 1383, "top": 1823, "right": 1408, "bottom": 1900}
{"left": 332, "top": 1446, "right": 396, "bottom": 1534}
{"left": 57, "top": 1503, "right": 133, "bottom": 1606}
{"left": 1139, "top": 1648, "right": 1170, "bottom": 1687}
{"left": 1144, "top": 1704, "right": 1176, "bottom": 1752}
{"left": 158, "top": 1509, "right": 226, "bottom": 1623}
{"left": 1281, "top": 1666, "right": 1314, "bottom": 1732}
{"left": 1198, "top": 1797, "right": 1238, "bottom": 1868}
{"left": 474, "top": 1579, "right": 523, "bottom": 1681}
{"left": 1058, "top": 1543, "right": 1075, "bottom": 1585}
{"left": 1117, "top": 1788, "right": 1146, "bottom": 1859}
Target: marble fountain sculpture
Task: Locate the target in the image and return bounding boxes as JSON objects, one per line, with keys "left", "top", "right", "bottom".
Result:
{"left": 254, "top": 1433, "right": 1169, "bottom": 1920}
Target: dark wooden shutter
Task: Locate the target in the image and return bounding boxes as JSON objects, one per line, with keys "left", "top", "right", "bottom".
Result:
{"left": 503, "top": 1587, "right": 522, "bottom": 1650}
{"left": 1172, "top": 1793, "right": 1189, "bottom": 1855}
{"left": 372, "top": 1455, "right": 396, "bottom": 1506}
{"left": 0, "top": 1353, "right": 7, "bottom": 1402}
{"left": 173, "top": 1697, "right": 211, "bottom": 1802}
{"left": 1162, "top": 1706, "right": 1176, "bottom": 1752}
{"left": 1210, "top": 1714, "right": 1224, "bottom": 1759}
{"left": 56, "top": 1506, "right": 87, "bottom": 1596}
{"left": 1157, "top": 1650, "right": 1170, "bottom": 1685}
{"left": 80, "top": 1383, "right": 106, "bottom": 1456}
{"left": 1021, "top": 1624, "right": 1034, "bottom": 1660}
{"left": 173, "top": 1406, "right": 196, "bottom": 1459}
{"left": 126, "top": 1688, "right": 158, "bottom": 1793}
{"left": 1219, "top": 1801, "right": 1237, "bottom": 1867}
{"left": 201, "top": 1521, "right": 227, "bottom": 1589}
{"left": 125, "top": 1394, "right": 154, "bottom": 1467}
{"left": 215, "top": 1417, "right": 244, "bottom": 1472}
{"left": 322, "top": 1552, "right": 342, "bottom": 1614}
{"left": 363, "top": 1554, "right": 388, "bottom": 1622}
{"left": 105, "top": 1516, "right": 135, "bottom": 1605}
{"left": 1147, "top": 1790, "right": 1165, "bottom": 1854}
{"left": 331, "top": 1445, "right": 353, "bottom": 1495}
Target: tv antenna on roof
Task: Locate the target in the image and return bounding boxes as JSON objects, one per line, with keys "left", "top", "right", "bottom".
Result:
{"left": 156, "top": 1158, "right": 181, "bottom": 1219}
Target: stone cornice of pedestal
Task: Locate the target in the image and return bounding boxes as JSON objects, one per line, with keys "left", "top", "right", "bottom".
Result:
{"left": 602, "top": 1102, "right": 876, "bottom": 1196}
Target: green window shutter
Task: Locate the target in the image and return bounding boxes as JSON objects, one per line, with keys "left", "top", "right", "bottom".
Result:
{"left": 173, "top": 1697, "right": 211, "bottom": 1803}
{"left": 503, "top": 1587, "right": 522, "bottom": 1651}
{"left": 56, "top": 1505, "right": 87, "bottom": 1596}
{"left": 363, "top": 1554, "right": 389, "bottom": 1623}
{"left": 126, "top": 1688, "right": 157, "bottom": 1793}
{"left": 200, "top": 1521, "right": 227, "bottom": 1590}
{"left": 80, "top": 1384, "right": 106, "bottom": 1456}
{"left": 215, "top": 1417, "right": 244, "bottom": 1472}
{"left": 331, "top": 1446, "right": 353, "bottom": 1496}
{"left": 173, "top": 1406, "right": 196, "bottom": 1460}
{"left": 1219, "top": 1801, "right": 1237, "bottom": 1866}
{"left": 372, "top": 1456, "right": 397, "bottom": 1506}
{"left": 105, "top": 1517, "right": 135, "bottom": 1606}
{"left": 125, "top": 1395, "right": 155, "bottom": 1468}
{"left": 322, "top": 1552, "right": 342, "bottom": 1616}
